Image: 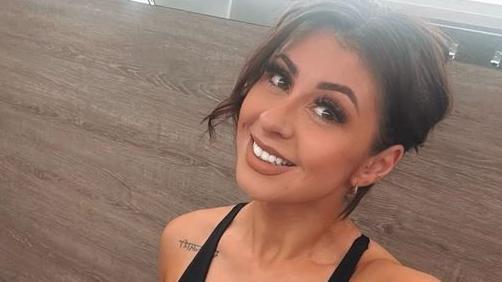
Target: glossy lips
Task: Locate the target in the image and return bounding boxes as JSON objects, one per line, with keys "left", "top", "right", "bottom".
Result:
{"left": 246, "top": 135, "right": 296, "bottom": 176}
{"left": 253, "top": 142, "right": 294, "bottom": 166}
{"left": 252, "top": 135, "right": 295, "bottom": 165}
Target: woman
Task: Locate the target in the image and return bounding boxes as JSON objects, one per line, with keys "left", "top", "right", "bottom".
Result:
{"left": 159, "top": 0, "right": 451, "bottom": 281}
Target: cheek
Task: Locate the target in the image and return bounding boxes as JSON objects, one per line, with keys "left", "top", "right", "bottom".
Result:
{"left": 236, "top": 100, "right": 250, "bottom": 140}
{"left": 298, "top": 133, "right": 362, "bottom": 187}
{"left": 237, "top": 87, "right": 264, "bottom": 131}
{"left": 235, "top": 92, "right": 261, "bottom": 153}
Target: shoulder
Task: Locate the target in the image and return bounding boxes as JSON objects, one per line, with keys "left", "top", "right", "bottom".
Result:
{"left": 158, "top": 204, "right": 236, "bottom": 282}
{"left": 354, "top": 259, "right": 440, "bottom": 282}
{"left": 163, "top": 204, "right": 234, "bottom": 237}
{"left": 352, "top": 239, "right": 440, "bottom": 282}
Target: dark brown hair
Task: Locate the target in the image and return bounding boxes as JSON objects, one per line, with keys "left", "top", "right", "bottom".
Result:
{"left": 201, "top": 0, "right": 452, "bottom": 219}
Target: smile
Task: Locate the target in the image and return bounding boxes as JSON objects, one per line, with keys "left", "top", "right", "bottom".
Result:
{"left": 252, "top": 141, "right": 295, "bottom": 166}
{"left": 245, "top": 135, "right": 296, "bottom": 176}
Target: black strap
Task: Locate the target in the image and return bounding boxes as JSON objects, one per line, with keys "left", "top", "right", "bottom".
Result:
{"left": 328, "top": 234, "right": 370, "bottom": 282}
{"left": 178, "top": 202, "right": 368, "bottom": 282}
{"left": 178, "top": 202, "right": 248, "bottom": 282}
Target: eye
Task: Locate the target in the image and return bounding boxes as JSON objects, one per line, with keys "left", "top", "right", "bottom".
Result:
{"left": 313, "top": 96, "right": 348, "bottom": 124}
{"left": 270, "top": 74, "right": 289, "bottom": 90}
{"left": 264, "top": 62, "right": 291, "bottom": 91}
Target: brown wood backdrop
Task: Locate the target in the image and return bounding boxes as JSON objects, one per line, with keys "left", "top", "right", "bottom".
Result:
{"left": 0, "top": 0, "right": 500, "bottom": 281}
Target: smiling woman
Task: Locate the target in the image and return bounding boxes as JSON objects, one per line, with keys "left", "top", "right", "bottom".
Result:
{"left": 159, "top": 1, "right": 451, "bottom": 282}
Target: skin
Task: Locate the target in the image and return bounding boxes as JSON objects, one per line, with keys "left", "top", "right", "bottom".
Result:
{"left": 159, "top": 30, "right": 440, "bottom": 282}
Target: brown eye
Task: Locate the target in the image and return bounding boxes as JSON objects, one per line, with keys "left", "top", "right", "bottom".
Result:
{"left": 269, "top": 73, "right": 290, "bottom": 91}
{"left": 313, "top": 96, "right": 347, "bottom": 124}
{"left": 264, "top": 62, "right": 292, "bottom": 91}
{"left": 314, "top": 105, "right": 334, "bottom": 120}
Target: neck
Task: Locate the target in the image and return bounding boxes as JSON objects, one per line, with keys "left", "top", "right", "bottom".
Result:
{"left": 239, "top": 198, "right": 356, "bottom": 264}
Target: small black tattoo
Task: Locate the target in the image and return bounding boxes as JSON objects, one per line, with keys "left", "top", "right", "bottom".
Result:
{"left": 178, "top": 239, "right": 219, "bottom": 257}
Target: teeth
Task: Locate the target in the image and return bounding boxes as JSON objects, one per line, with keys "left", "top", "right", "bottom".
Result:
{"left": 268, "top": 155, "right": 276, "bottom": 163}
{"left": 261, "top": 151, "right": 270, "bottom": 160}
{"left": 275, "top": 157, "right": 283, "bottom": 165}
{"left": 253, "top": 142, "right": 263, "bottom": 156}
{"left": 252, "top": 141, "right": 293, "bottom": 166}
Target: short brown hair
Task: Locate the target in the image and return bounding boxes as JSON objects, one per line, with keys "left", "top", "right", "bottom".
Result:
{"left": 202, "top": 0, "right": 452, "bottom": 219}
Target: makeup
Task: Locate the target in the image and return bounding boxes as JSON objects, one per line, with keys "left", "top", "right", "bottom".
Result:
{"left": 245, "top": 136, "right": 296, "bottom": 176}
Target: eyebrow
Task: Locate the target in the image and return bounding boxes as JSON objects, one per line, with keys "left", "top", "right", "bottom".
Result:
{"left": 277, "top": 53, "right": 298, "bottom": 76}
{"left": 275, "top": 53, "right": 359, "bottom": 114}
{"left": 317, "top": 82, "right": 359, "bottom": 114}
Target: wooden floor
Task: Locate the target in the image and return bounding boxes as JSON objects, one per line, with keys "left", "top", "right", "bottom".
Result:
{"left": 0, "top": 0, "right": 500, "bottom": 281}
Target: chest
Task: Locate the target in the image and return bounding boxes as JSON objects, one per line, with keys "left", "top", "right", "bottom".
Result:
{"left": 203, "top": 251, "right": 338, "bottom": 282}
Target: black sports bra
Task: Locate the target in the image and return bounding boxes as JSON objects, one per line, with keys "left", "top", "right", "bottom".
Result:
{"left": 179, "top": 202, "right": 369, "bottom": 282}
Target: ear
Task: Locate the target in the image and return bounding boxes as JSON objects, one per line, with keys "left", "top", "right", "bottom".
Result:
{"left": 351, "top": 144, "right": 405, "bottom": 187}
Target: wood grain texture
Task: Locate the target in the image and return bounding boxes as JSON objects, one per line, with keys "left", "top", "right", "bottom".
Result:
{"left": 0, "top": 0, "right": 500, "bottom": 281}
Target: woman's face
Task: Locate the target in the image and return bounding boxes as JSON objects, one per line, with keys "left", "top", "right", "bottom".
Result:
{"left": 235, "top": 30, "right": 381, "bottom": 206}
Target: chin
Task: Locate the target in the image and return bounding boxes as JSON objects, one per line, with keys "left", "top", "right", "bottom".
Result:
{"left": 234, "top": 128, "right": 307, "bottom": 203}
{"left": 235, "top": 158, "right": 272, "bottom": 201}
{"left": 235, "top": 163, "right": 309, "bottom": 205}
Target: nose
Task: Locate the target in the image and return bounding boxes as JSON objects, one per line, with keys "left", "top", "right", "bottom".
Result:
{"left": 258, "top": 100, "right": 295, "bottom": 140}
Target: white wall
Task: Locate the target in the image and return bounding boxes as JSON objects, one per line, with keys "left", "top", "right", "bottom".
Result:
{"left": 153, "top": 0, "right": 502, "bottom": 30}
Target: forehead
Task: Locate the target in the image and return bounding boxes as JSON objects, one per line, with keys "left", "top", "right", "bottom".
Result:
{"left": 279, "top": 29, "right": 379, "bottom": 107}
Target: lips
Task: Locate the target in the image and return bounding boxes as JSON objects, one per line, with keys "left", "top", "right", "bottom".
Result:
{"left": 246, "top": 137, "right": 295, "bottom": 176}
{"left": 251, "top": 134, "right": 295, "bottom": 166}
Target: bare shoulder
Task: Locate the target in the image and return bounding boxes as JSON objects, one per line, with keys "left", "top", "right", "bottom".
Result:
{"left": 163, "top": 204, "right": 235, "bottom": 238}
{"left": 353, "top": 259, "right": 440, "bottom": 282}
{"left": 158, "top": 204, "right": 236, "bottom": 282}
{"left": 353, "top": 239, "right": 440, "bottom": 282}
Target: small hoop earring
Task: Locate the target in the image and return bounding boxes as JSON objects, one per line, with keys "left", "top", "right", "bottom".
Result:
{"left": 345, "top": 184, "right": 358, "bottom": 202}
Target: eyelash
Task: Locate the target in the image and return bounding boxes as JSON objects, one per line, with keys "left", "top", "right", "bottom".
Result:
{"left": 313, "top": 95, "right": 348, "bottom": 124}
{"left": 263, "top": 61, "right": 348, "bottom": 124}
{"left": 264, "top": 62, "right": 291, "bottom": 91}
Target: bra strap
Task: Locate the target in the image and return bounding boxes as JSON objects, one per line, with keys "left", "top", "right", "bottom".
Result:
{"left": 328, "top": 234, "right": 370, "bottom": 282}
{"left": 178, "top": 202, "right": 248, "bottom": 282}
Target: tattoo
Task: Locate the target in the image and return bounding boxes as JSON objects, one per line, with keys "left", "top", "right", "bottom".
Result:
{"left": 178, "top": 239, "right": 219, "bottom": 257}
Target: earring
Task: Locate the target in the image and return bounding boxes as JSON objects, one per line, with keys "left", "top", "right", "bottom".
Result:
{"left": 344, "top": 184, "right": 358, "bottom": 202}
